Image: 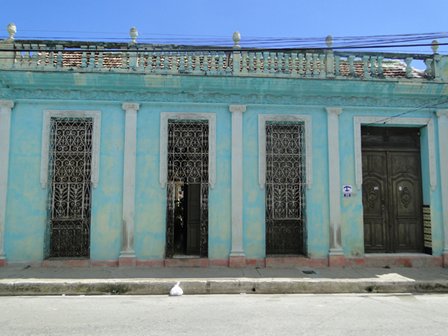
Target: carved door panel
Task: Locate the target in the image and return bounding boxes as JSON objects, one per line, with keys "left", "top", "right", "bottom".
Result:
{"left": 362, "top": 151, "right": 388, "bottom": 252}
{"left": 362, "top": 150, "right": 423, "bottom": 253}
{"left": 389, "top": 152, "right": 423, "bottom": 252}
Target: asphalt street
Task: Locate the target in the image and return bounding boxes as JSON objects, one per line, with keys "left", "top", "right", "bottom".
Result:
{"left": 1, "top": 294, "right": 447, "bottom": 335}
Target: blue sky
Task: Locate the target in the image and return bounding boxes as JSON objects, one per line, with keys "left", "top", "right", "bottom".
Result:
{"left": 1, "top": 0, "right": 447, "bottom": 53}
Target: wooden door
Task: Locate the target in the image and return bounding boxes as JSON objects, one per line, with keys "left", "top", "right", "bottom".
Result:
{"left": 362, "top": 127, "right": 423, "bottom": 253}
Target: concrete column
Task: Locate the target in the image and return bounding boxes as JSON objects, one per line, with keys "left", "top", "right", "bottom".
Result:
{"left": 0, "top": 100, "right": 14, "bottom": 266}
{"left": 119, "top": 102, "right": 140, "bottom": 266}
{"left": 229, "top": 104, "right": 246, "bottom": 267}
{"left": 437, "top": 110, "right": 448, "bottom": 267}
{"left": 326, "top": 107, "right": 345, "bottom": 266}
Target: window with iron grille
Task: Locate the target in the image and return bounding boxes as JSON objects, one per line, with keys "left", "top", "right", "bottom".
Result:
{"left": 266, "top": 122, "right": 306, "bottom": 255}
{"left": 46, "top": 118, "right": 92, "bottom": 258}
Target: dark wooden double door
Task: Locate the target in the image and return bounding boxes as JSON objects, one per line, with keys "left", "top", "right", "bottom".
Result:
{"left": 362, "top": 127, "right": 423, "bottom": 253}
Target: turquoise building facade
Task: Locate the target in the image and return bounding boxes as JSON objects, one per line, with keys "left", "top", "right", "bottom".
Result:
{"left": 1, "top": 25, "right": 448, "bottom": 267}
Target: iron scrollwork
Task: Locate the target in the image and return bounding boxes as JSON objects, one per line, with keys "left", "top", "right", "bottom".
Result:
{"left": 166, "top": 120, "right": 209, "bottom": 257}
{"left": 266, "top": 122, "right": 306, "bottom": 255}
{"left": 47, "top": 118, "right": 93, "bottom": 257}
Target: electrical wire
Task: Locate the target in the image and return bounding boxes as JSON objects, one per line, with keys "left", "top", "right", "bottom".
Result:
{"left": 4, "top": 31, "right": 447, "bottom": 51}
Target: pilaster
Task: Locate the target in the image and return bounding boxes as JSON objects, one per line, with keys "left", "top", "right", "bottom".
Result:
{"left": 229, "top": 104, "right": 246, "bottom": 267}
{"left": 437, "top": 110, "right": 448, "bottom": 267}
{"left": 119, "top": 102, "right": 140, "bottom": 266}
{"left": 0, "top": 100, "right": 14, "bottom": 266}
{"left": 326, "top": 107, "right": 345, "bottom": 266}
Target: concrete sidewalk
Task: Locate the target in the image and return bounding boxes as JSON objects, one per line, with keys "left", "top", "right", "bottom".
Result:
{"left": 0, "top": 265, "right": 447, "bottom": 295}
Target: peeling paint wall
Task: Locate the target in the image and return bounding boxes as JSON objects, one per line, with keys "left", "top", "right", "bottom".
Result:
{"left": 1, "top": 69, "right": 447, "bottom": 263}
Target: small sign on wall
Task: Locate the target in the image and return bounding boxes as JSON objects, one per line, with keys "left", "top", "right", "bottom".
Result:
{"left": 342, "top": 185, "right": 353, "bottom": 198}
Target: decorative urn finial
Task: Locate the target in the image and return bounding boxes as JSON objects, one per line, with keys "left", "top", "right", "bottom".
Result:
{"left": 325, "top": 35, "right": 333, "bottom": 49}
{"left": 7, "top": 23, "right": 16, "bottom": 41}
{"left": 431, "top": 40, "right": 439, "bottom": 54}
{"left": 129, "top": 27, "right": 138, "bottom": 44}
{"left": 232, "top": 31, "right": 241, "bottom": 49}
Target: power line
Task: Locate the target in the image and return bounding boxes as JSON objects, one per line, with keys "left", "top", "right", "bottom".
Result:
{"left": 366, "top": 99, "right": 448, "bottom": 126}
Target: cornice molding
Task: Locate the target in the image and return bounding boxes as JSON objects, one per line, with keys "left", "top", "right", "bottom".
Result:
{"left": 2, "top": 88, "right": 447, "bottom": 109}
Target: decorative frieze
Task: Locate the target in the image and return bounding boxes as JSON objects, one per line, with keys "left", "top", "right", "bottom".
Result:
{"left": 3, "top": 89, "right": 446, "bottom": 112}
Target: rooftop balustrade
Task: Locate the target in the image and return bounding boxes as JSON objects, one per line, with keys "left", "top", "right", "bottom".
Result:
{"left": 0, "top": 25, "right": 443, "bottom": 81}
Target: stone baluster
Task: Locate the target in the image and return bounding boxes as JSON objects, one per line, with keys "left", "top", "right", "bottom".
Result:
{"left": 209, "top": 53, "right": 216, "bottom": 73}
{"left": 19, "top": 44, "right": 29, "bottom": 68}
{"left": 291, "top": 53, "right": 298, "bottom": 76}
{"left": 370, "top": 56, "right": 377, "bottom": 77}
{"left": 254, "top": 52, "right": 262, "bottom": 74}
{"left": 268, "top": 52, "right": 275, "bottom": 73}
{"left": 127, "top": 46, "right": 137, "bottom": 70}
{"left": 163, "top": 53, "right": 170, "bottom": 72}
{"left": 56, "top": 45, "right": 63, "bottom": 68}
{"left": 284, "top": 52, "right": 290, "bottom": 74}
{"left": 31, "top": 44, "right": 40, "bottom": 68}
{"left": 179, "top": 52, "right": 186, "bottom": 73}
{"left": 262, "top": 52, "right": 269, "bottom": 74}
{"left": 348, "top": 55, "right": 355, "bottom": 77}
{"left": 334, "top": 55, "right": 340, "bottom": 76}
{"left": 363, "top": 55, "right": 370, "bottom": 79}
{"left": 319, "top": 54, "right": 326, "bottom": 78}
{"left": 377, "top": 56, "right": 384, "bottom": 77}
{"left": 277, "top": 52, "right": 284, "bottom": 74}
{"left": 121, "top": 47, "right": 129, "bottom": 69}
{"left": 194, "top": 53, "right": 201, "bottom": 74}
{"left": 305, "top": 53, "right": 312, "bottom": 77}
{"left": 312, "top": 53, "right": 319, "bottom": 77}
{"left": 137, "top": 49, "right": 146, "bottom": 72}
{"left": 81, "top": 45, "right": 87, "bottom": 68}
{"left": 405, "top": 57, "right": 413, "bottom": 78}
{"left": 325, "top": 35, "right": 335, "bottom": 78}
{"left": 155, "top": 52, "right": 161, "bottom": 73}
{"left": 241, "top": 51, "right": 248, "bottom": 74}
{"left": 88, "top": 46, "right": 96, "bottom": 69}
{"left": 298, "top": 53, "right": 304, "bottom": 77}
{"left": 186, "top": 52, "right": 193, "bottom": 73}
{"left": 247, "top": 52, "right": 254, "bottom": 73}
{"left": 217, "top": 53, "right": 224, "bottom": 74}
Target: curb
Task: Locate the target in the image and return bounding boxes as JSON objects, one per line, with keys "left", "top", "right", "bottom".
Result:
{"left": 1, "top": 278, "right": 448, "bottom": 295}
